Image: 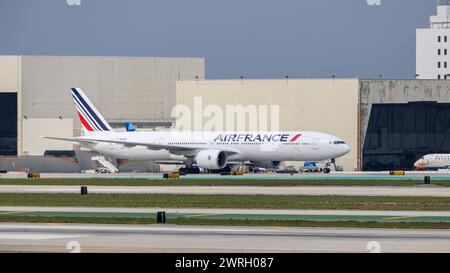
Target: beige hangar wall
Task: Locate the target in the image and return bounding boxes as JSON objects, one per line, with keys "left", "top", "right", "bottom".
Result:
{"left": 0, "top": 55, "right": 19, "bottom": 92}
{"left": 14, "top": 55, "right": 204, "bottom": 155}
{"left": 176, "top": 79, "right": 359, "bottom": 171}
{"left": 21, "top": 118, "right": 73, "bottom": 156}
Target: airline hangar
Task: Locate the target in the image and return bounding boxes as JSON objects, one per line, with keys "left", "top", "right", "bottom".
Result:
{"left": 2, "top": 55, "right": 450, "bottom": 171}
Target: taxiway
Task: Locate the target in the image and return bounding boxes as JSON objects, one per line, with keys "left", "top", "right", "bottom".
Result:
{"left": 0, "top": 206, "right": 449, "bottom": 222}
{"left": 0, "top": 223, "right": 449, "bottom": 252}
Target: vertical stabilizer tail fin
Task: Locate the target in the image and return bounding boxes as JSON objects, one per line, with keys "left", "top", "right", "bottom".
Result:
{"left": 70, "top": 87, "right": 113, "bottom": 135}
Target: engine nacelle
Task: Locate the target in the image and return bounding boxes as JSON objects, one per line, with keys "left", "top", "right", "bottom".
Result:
{"left": 252, "top": 161, "right": 282, "bottom": 169}
{"left": 195, "top": 149, "right": 228, "bottom": 170}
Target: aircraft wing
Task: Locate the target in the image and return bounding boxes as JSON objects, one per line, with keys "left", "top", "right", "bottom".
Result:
{"left": 155, "top": 161, "right": 246, "bottom": 165}
{"left": 44, "top": 136, "right": 99, "bottom": 144}
{"left": 44, "top": 136, "right": 240, "bottom": 156}
{"left": 154, "top": 161, "right": 186, "bottom": 165}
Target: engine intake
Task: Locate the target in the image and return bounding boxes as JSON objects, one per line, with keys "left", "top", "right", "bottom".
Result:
{"left": 195, "top": 149, "right": 228, "bottom": 170}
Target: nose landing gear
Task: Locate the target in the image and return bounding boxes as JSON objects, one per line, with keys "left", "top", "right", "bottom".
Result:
{"left": 323, "top": 159, "right": 337, "bottom": 174}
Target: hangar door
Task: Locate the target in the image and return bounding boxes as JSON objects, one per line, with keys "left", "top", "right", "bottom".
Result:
{"left": 363, "top": 102, "right": 450, "bottom": 171}
{"left": 0, "top": 93, "right": 17, "bottom": 155}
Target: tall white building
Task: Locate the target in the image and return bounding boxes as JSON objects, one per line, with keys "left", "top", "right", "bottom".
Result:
{"left": 417, "top": 2, "right": 450, "bottom": 79}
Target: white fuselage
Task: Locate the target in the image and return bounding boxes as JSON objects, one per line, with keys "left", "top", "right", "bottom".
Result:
{"left": 414, "top": 154, "right": 450, "bottom": 170}
{"left": 77, "top": 131, "right": 350, "bottom": 163}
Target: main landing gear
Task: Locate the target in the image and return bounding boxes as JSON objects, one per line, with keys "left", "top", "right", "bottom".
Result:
{"left": 179, "top": 166, "right": 200, "bottom": 175}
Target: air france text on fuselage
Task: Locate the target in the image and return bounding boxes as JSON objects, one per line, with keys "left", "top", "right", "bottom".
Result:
{"left": 214, "top": 133, "right": 300, "bottom": 143}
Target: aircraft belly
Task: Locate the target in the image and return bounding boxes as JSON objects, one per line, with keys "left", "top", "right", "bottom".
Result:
{"left": 233, "top": 146, "right": 330, "bottom": 161}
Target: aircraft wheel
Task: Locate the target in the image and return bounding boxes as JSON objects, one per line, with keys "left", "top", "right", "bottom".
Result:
{"left": 221, "top": 165, "right": 232, "bottom": 173}
{"left": 323, "top": 168, "right": 331, "bottom": 174}
{"left": 191, "top": 166, "right": 200, "bottom": 174}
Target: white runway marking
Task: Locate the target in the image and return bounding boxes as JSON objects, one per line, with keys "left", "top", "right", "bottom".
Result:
{"left": 0, "top": 232, "right": 88, "bottom": 240}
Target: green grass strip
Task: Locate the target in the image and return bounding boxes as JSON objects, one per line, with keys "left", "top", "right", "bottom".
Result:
{"left": 3, "top": 211, "right": 450, "bottom": 222}
{"left": 1, "top": 193, "right": 450, "bottom": 210}
{"left": 0, "top": 215, "right": 449, "bottom": 229}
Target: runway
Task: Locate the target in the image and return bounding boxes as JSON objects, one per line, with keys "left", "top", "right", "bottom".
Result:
{"left": 1, "top": 206, "right": 450, "bottom": 222}
{"left": 1, "top": 185, "right": 450, "bottom": 196}
{"left": 0, "top": 223, "right": 449, "bottom": 252}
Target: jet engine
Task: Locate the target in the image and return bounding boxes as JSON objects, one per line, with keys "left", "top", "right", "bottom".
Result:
{"left": 195, "top": 149, "right": 228, "bottom": 170}
{"left": 252, "top": 161, "right": 282, "bottom": 169}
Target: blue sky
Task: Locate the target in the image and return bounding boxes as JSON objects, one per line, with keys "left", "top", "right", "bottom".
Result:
{"left": 0, "top": 0, "right": 436, "bottom": 79}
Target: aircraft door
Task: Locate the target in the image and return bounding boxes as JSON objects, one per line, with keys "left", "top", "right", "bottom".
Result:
{"left": 157, "top": 137, "right": 165, "bottom": 145}
{"left": 312, "top": 138, "right": 319, "bottom": 150}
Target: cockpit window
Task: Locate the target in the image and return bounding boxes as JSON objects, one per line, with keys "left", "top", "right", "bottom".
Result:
{"left": 333, "top": 141, "right": 346, "bottom": 145}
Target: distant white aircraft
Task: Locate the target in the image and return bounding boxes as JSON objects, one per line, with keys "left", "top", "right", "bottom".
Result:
{"left": 414, "top": 154, "right": 450, "bottom": 170}
{"left": 46, "top": 88, "right": 350, "bottom": 173}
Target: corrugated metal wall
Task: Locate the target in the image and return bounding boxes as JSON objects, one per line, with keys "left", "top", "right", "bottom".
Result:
{"left": 363, "top": 102, "right": 450, "bottom": 170}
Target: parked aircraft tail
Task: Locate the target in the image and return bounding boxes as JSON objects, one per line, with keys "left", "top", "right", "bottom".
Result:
{"left": 70, "top": 87, "right": 113, "bottom": 134}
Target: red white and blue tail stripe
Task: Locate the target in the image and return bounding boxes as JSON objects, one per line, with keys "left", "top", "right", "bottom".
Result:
{"left": 70, "top": 87, "right": 113, "bottom": 133}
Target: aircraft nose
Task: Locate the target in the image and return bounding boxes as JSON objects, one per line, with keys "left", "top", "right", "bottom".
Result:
{"left": 341, "top": 144, "right": 350, "bottom": 155}
{"left": 343, "top": 144, "right": 350, "bottom": 154}
{"left": 335, "top": 143, "right": 350, "bottom": 157}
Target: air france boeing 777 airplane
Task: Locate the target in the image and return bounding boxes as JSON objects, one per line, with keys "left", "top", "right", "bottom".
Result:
{"left": 46, "top": 88, "right": 350, "bottom": 172}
